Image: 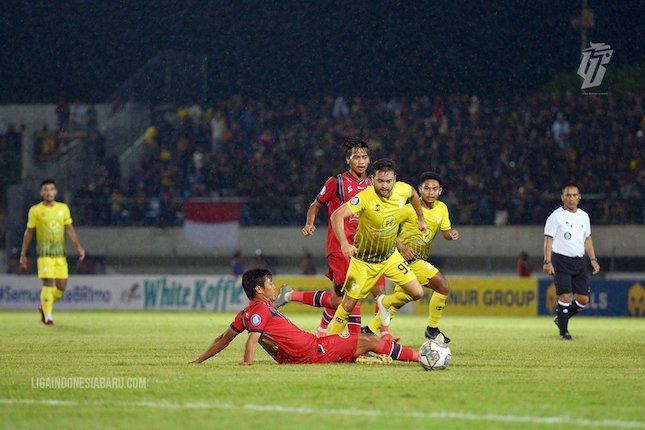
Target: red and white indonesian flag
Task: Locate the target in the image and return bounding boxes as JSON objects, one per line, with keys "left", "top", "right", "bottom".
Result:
{"left": 182, "top": 200, "right": 242, "bottom": 248}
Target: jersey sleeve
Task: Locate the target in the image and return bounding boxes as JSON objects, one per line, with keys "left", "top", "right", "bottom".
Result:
{"left": 316, "top": 176, "right": 338, "bottom": 205}
{"left": 439, "top": 203, "right": 452, "bottom": 231}
{"left": 26, "top": 206, "right": 36, "bottom": 229}
{"left": 347, "top": 188, "right": 370, "bottom": 216}
{"left": 230, "top": 309, "right": 246, "bottom": 333}
{"left": 402, "top": 204, "right": 417, "bottom": 225}
{"left": 583, "top": 212, "right": 592, "bottom": 238}
{"left": 63, "top": 203, "right": 72, "bottom": 226}
{"left": 246, "top": 303, "right": 271, "bottom": 333}
{"left": 544, "top": 212, "right": 557, "bottom": 237}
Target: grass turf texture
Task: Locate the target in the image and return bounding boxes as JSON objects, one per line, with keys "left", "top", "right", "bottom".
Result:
{"left": 1, "top": 312, "right": 643, "bottom": 430}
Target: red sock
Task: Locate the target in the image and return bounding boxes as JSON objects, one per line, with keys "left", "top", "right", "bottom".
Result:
{"left": 291, "top": 291, "right": 332, "bottom": 308}
{"left": 374, "top": 334, "right": 419, "bottom": 362}
{"left": 347, "top": 301, "right": 362, "bottom": 334}
{"left": 318, "top": 308, "right": 335, "bottom": 330}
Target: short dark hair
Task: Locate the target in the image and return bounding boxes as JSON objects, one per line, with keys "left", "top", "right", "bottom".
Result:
{"left": 372, "top": 158, "right": 397, "bottom": 175}
{"left": 562, "top": 183, "right": 580, "bottom": 194}
{"left": 419, "top": 171, "right": 442, "bottom": 187}
{"left": 242, "top": 268, "right": 272, "bottom": 300}
{"left": 40, "top": 179, "right": 57, "bottom": 188}
{"left": 343, "top": 136, "right": 369, "bottom": 159}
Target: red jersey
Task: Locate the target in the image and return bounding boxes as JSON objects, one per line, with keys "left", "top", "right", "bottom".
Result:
{"left": 316, "top": 171, "right": 371, "bottom": 256}
{"left": 231, "top": 300, "right": 320, "bottom": 363}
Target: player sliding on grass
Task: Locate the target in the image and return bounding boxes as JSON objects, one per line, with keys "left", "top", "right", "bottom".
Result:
{"left": 189, "top": 269, "right": 419, "bottom": 365}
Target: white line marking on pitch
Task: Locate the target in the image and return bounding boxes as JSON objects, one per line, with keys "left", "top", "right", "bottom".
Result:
{"left": 1, "top": 399, "right": 643, "bottom": 429}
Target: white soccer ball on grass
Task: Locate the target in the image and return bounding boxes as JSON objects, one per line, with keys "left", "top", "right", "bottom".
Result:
{"left": 418, "top": 336, "right": 451, "bottom": 370}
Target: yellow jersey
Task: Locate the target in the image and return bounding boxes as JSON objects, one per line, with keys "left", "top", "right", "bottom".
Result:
{"left": 398, "top": 201, "right": 451, "bottom": 261}
{"left": 26, "top": 201, "right": 72, "bottom": 258}
{"left": 347, "top": 181, "right": 414, "bottom": 263}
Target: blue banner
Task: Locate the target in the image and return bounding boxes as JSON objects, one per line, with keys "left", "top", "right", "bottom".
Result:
{"left": 538, "top": 279, "right": 644, "bottom": 317}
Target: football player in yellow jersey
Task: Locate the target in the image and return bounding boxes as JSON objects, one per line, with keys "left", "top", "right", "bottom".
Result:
{"left": 327, "top": 159, "right": 427, "bottom": 335}
{"left": 363, "top": 172, "right": 459, "bottom": 342}
{"left": 19, "top": 179, "right": 85, "bottom": 325}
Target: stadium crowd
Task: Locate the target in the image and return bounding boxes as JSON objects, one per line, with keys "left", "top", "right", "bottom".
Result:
{"left": 71, "top": 91, "right": 644, "bottom": 226}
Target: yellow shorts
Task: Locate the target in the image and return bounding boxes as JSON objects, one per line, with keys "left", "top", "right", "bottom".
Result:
{"left": 409, "top": 259, "right": 439, "bottom": 286}
{"left": 37, "top": 257, "right": 69, "bottom": 279}
{"left": 343, "top": 249, "right": 417, "bottom": 300}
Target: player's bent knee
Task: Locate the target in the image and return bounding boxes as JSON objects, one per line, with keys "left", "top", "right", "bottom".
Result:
{"left": 576, "top": 295, "right": 589, "bottom": 306}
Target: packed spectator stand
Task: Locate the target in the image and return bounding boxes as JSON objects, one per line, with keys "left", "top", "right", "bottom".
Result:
{"left": 70, "top": 92, "right": 643, "bottom": 227}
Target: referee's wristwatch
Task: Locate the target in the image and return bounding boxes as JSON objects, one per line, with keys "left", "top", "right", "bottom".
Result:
{"left": 543, "top": 259, "right": 551, "bottom": 264}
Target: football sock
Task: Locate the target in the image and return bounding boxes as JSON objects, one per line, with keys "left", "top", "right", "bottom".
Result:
{"left": 347, "top": 302, "right": 362, "bottom": 334}
{"left": 40, "top": 287, "right": 54, "bottom": 319}
{"left": 52, "top": 287, "right": 65, "bottom": 303}
{"left": 374, "top": 335, "right": 418, "bottom": 362}
{"left": 382, "top": 290, "right": 413, "bottom": 309}
{"left": 557, "top": 300, "right": 570, "bottom": 334}
{"left": 317, "top": 308, "right": 335, "bottom": 332}
{"left": 366, "top": 307, "right": 399, "bottom": 334}
{"left": 292, "top": 291, "right": 333, "bottom": 308}
{"left": 328, "top": 306, "right": 350, "bottom": 334}
{"left": 428, "top": 292, "right": 448, "bottom": 328}
{"left": 567, "top": 299, "right": 586, "bottom": 319}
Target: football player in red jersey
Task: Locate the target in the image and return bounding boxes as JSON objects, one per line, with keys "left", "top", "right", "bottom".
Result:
{"left": 189, "top": 269, "right": 418, "bottom": 365}
{"left": 274, "top": 137, "right": 385, "bottom": 336}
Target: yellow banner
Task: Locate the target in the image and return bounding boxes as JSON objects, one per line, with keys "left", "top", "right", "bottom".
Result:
{"left": 410, "top": 278, "right": 538, "bottom": 316}
{"left": 273, "top": 276, "right": 538, "bottom": 316}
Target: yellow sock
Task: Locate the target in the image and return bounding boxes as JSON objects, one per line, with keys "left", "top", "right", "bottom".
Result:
{"left": 40, "top": 287, "right": 54, "bottom": 316}
{"left": 367, "top": 307, "right": 399, "bottom": 333}
{"left": 328, "top": 306, "right": 351, "bottom": 334}
{"left": 428, "top": 292, "right": 448, "bottom": 327}
{"left": 52, "top": 288, "right": 64, "bottom": 302}
{"left": 382, "top": 289, "right": 413, "bottom": 309}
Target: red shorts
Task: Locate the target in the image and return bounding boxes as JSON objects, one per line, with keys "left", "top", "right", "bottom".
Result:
{"left": 325, "top": 252, "right": 351, "bottom": 287}
{"left": 271, "top": 333, "right": 358, "bottom": 364}
{"left": 309, "top": 333, "right": 358, "bottom": 364}
{"left": 325, "top": 253, "right": 385, "bottom": 295}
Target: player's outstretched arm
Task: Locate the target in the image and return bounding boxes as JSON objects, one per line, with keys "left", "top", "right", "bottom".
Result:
{"left": 302, "top": 200, "right": 323, "bottom": 236}
{"left": 189, "top": 327, "right": 239, "bottom": 364}
{"left": 240, "top": 332, "right": 262, "bottom": 366}
{"left": 409, "top": 189, "right": 427, "bottom": 234}
{"left": 442, "top": 229, "right": 459, "bottom": 241}
{"left": 585, "top": 236, "right": 600, "bottom": 275}
{"left": 330, "top": 204, "right": 356, "bottom": 257}
{"left": 543, "top": 236, "right": 554, "bottom": 275}
{"left": 65, "top": 224, "right": 85, "bottom": 261}
{"left": 19, "top": 228, "right": 34, "bottom": 269}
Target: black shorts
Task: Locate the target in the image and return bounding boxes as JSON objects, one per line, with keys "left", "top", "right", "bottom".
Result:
{"left": 552, "top": 252, "right": 591, "bottom": 296}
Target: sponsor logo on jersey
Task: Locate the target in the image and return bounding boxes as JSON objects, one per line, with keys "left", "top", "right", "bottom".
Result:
{"left": 350, "top": 197, "right": 360, "bottom": 206}
{"left": 564, "top": 232, "right": 572, "bottom": 240}
{"left": 318, "top": 185, "right": 327, "bottom": 196}
{"left": 339, "top": 332, "right": 350, "bottom": 338}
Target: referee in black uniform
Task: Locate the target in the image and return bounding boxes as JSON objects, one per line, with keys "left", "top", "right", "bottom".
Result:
{"left": 543, "top": 183, "right": 600, "bottom": 340}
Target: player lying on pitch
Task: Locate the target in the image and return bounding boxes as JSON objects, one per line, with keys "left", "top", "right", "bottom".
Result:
{"left": 189, "top": 268, "right": 420, "bottom": 365}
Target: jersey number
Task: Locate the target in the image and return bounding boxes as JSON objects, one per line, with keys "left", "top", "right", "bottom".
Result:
{"left": 397, "top": 263, "right": 410, "bottom": 274}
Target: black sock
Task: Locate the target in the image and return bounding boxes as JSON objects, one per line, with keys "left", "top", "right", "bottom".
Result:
{"left": 557, "top": 302, "right": 570, "bottom": 335}
{"left": 568, "top": 300, "right": 585, "bottom": 319}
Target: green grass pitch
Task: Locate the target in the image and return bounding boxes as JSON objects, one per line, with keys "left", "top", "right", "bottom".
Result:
{"left": 1, "top": 311, "right": 643, "bottom": 430}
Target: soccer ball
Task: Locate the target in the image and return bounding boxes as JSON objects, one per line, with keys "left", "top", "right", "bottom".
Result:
{"left": 419, "top": 338, "right": 451, "bottom": 370}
